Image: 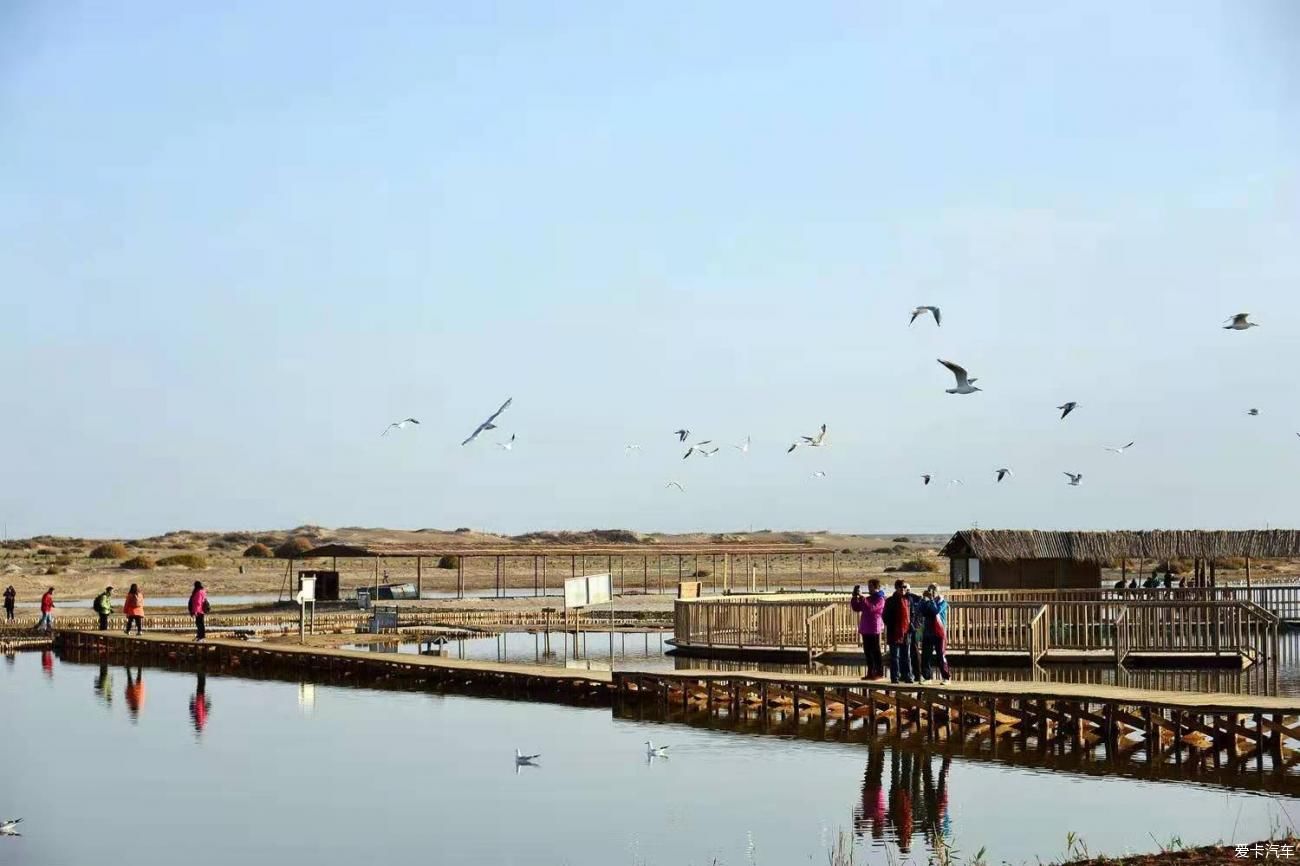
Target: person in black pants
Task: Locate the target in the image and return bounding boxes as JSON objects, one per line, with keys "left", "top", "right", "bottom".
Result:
{"left": 904, "top": 583, "right": 925, "bottom": 681}
{"left": 3, "top": 586, "right": 15, "bottom": 621}
{"left": 94, "top": 586, "right": 113, "bottom": 631}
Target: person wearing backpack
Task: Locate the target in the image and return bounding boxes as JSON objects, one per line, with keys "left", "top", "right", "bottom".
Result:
{"left": 93, "top": 586, "right": 113, "bottom": 631}
{"left": 188, "top": 581, "right": 208, "bottom": 641}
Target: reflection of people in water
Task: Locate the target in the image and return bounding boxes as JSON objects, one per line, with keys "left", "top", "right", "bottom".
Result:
{"left": 854, "top": 746, "right": 952, "bottom": 854}
{"left": 125, "top": 667, "right": 146, "bottom": 722}
{"left": 94, "top": 662, "right": 114, "bottom": 706}
{"left": 41, "top": 650, "right": 53, "bottom": 679}
{"left": 189, "top": 671, "right": 211, "bottom": 735}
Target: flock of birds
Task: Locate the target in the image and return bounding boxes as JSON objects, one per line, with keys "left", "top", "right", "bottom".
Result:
{"left": 513, "top": 740, "right": 668, "bottom": 773}
{"left": 375, "top": 308, "right": 1284, "bottom": 494}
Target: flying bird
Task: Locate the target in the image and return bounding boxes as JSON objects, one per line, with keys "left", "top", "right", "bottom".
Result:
{"left": 921, "top": 474, "right": 932, "bottom": 486}
{"left": 1064, "top": 472, "right": 1083, "bottom": 486}
{"left": 1057, "top": 402, "right": 1078, "bottom": 420}
{"left": 733, "top": 436, "right": 751, "bottom": 454}
{"left": 381, "top": 418, "right": 420, "bottom": 436}
{"left": 645, "top": 741, "right": 669, "bottom": 758}
{"left": 496, "top": 434, "right": 516, "bottom": 451}
{"left": 811, "top": 471, "right": 827, "bottom": 478}
{"left": 947, "top": 478, "right": 964, "bottom": 487}
{"left": 514, "top": 749, "right": 540, "bottom": 765}
{"left": 682, "top": 440, "right": 714, "bottom": 459}
{"left": 909, "top": 305, "right": 941, "bottom": 327}
{"left": 673, "top": 429, "right": 690, "bottom": 442}
{"left": 995, "top": 468, "right": 1013, "bottom": 482}
{"left": 787, "top": 424, "right": 827, "bottom": 452}
{"left": 1247, "top": 408, "right": 1260, "bottom": 416}
{"left": 461, "top": 398, "right": 512, "bottom": 446}
{"left": 1224, "top": 313, "right": 1259, "bottom": 330}
{"left": 937, "top": 359, "right": 981, "bottom": 394}
{"left": 665, "top": 481, "right": 685, "bottom": 492}
{"left": 0, "top": 818, "right": 21, "bottom": 836}
{"left": 1104, "top": 442, "right": 1136, "bottom": 454}
{"left": 624, "top": 444, "right": 641, "bottom": 454}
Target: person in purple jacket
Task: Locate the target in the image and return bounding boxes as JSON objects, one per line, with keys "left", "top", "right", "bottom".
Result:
{"left": 850, "top": 579, "right": 886, "bottom": 680}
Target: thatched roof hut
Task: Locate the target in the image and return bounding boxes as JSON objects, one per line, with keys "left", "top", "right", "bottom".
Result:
{"left": 941, "top": 529, "right": 1300, "bottom": 563}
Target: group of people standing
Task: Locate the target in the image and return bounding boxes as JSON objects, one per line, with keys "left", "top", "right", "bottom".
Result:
{"left": 5, "top": 581, "right": 210, "bottom": 640}
{"left": 851, "top": 579, "right": 951, "bottom": 684}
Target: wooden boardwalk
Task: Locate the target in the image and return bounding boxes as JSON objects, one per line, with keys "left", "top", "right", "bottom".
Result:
{"left": 54, "top": 631, "right": 1300, "bottom": 795}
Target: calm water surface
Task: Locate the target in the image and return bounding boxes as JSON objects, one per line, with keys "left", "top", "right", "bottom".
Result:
{"left": 1, "top": 651, "right": 1296, "bottom": 866}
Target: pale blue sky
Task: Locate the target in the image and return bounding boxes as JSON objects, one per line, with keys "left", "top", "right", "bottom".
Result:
{"left": 2, "top": 1, "right": 1297, "bottom": 538}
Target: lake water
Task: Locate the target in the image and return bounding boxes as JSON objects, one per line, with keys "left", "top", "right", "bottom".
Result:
{"left": 3, "top": 650, "right": 1294, "bottom": 865}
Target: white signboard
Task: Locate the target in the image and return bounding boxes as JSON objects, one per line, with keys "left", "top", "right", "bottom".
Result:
{"left": 564, "top": 573, "right": 613, "bottom": 610}
{"left": 296, "top": 576, "right": 317, "bottom": 604}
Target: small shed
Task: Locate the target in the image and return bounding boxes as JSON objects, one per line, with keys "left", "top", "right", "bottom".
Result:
{"left": 941, "top": 531, "right": 1100, "bottom": 589}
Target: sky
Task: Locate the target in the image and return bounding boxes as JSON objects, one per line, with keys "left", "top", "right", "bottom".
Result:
{"left": 1, "top": 1, "right": 1298, "bottom": 539}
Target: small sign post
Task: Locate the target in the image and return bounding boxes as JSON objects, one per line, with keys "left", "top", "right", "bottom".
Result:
{"left": 296, "top": 576, "right": 317, "bottom": 642}
{"left": 564, "top": 572, "right": 615, "bottom": 665}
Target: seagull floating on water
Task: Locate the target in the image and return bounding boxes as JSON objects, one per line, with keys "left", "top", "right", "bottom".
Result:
{"left": 921, "top": 474, "right": 932, "bottom": 486}
{"left": 787, "top": 424, "right": 827, "bottom": 453}
{"left": 665, "top": 481, "right": 685, "bottom": 492}
{"left": 1104, "top": 441, "right": 1135, "bottom": 454}
{"left": 733, "top": 436, "right": 751, "bottom": 454}
{"left": 645, "top": 741, "right": 669, "bottom": 758}
{"left": 938, "top": 359, "right": 980, "bottom": 394}
{"left": 1064, "top": 472, "right": 1083, "bottom": 486}
{"left": 673, "top": 429, "right": 690, "bottom": 442}
{"left": 461, "top": 398, "right": 512, "bottom": 446}
{"left": 995, "top": 468, "right": 1013, "bottom": 482}
{"left": 1057, "top": 402, "right": 1078, "bottom": 420}
{"left": 497, "top": 434, "right": 516, "bottom": 451}
{"left": 1224, "top": 313, "right": 1259, "bottom": 330}
{"left": 0, "top": 819, "right": 21, "bottom": 837}
{"left": 381, "top": 418, "right": 420, "bottom": 436}
{"left": 909, "top": 305, "right": 941, "bottom": 327}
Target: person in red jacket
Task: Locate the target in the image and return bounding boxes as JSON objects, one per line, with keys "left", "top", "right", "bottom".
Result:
{"left": 187, "top": 581, "right": 208, "bottom": 641}
{"left": 123, "top": 583, "right": 144, "bottom": 635}
{"left": 850, "top": 579, "right": 886, "bottom": 680}
{"left": 36, "top": 587, "right": 55, "bottom": 634}
{"left": 881, "top": 580, "right": 913, "bottom": 683}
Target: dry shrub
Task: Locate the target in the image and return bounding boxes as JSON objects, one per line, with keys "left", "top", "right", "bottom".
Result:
{"left": 36, "top": 547, "right": 58, "bottom": 556}
{"left": 275, "top": 537, "right": 315, "bottom": 558}
{"left": 157, "top": 553, "right": 208, "bottom": 569}
{"left": 1214, "top": 557, "right": 1247, "bottom": 571}
{"left": 44, "top": 565, "right": 61, "bottom": 575}
{"left": 691, "top": 568, "right": 711, "bottom": 578}
{"left": 243, "top": 543, "right": 274, "bottom": 559}
{"left": 872, "top": 547, "right": 893, "bottom": 554}
{"left": 897, "top": 557, "right": 940, "bottom": 573}
{"left": 89, "top": 542, "right": 130, "bottom": 560}
{"left": 892, "top": 536, "right": 911, "bottom": 543}
{"left": 437, "top": 555, "right": 460, "bottom": 569}
{"left": 54, "top": 555, "right": 73, "bottom": 566}
{"left": 119, "top": 556, "right": 155, "bottom": 570}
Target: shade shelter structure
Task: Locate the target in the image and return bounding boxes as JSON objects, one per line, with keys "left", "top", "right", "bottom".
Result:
{"left": 941, "top": 529, "right": 1300, "bottom": 591}
{"left": 283, "top": 542, "right": 839, "bottom": 601}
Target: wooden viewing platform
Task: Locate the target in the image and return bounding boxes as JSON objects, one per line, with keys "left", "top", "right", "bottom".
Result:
{"left": 51, "top": 630, "right": 1300, "bottom": 796}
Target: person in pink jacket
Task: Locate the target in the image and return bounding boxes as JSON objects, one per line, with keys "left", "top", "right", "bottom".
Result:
{"left": 187, "top": 581, "right": 208, "bottom": 641}
{"left": 850, "top": 579, "right": 886, "bottom": 680}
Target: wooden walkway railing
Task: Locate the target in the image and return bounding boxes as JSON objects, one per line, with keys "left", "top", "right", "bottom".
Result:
{"left": 673, "top": 594, "right": 1280, "bottom": 667}
{"left": 947, "top": 586, "right": 1300, "bottom": 621}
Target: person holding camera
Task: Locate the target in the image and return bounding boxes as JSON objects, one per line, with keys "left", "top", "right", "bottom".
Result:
{"left": 850, "top": 579, "right": 886, "bottom": 680}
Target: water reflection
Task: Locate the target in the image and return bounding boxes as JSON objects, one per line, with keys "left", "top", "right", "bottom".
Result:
{"left": 41, "top": 649, "right": 53, "bottom": 678}
{"left": 189, "top": 671, "right": 211, "bottom": 736}
{"left": 93, "top": 662, "right": 113, "bottom": 706}
{"left": 125, "top": 667, "right": 146, "bottom": 722}
{"left": 851, "top": 747, "right": 952, "bottom": 854}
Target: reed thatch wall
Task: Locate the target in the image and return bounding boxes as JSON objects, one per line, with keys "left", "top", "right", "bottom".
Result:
{"left": 941, "top": 529, "right": 1300, "bottom": 563}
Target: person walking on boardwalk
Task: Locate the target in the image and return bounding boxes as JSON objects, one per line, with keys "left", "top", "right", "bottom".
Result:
{"left": 93, "top": 586, "right": 113, "bottom": 631}
{"left": 851, "top": 580, "right": 886, "bottom": 680}
{"left": 3, "top": 586, "right": 15, "bottom": 621}
{"left": 188, "top": 581, "right": 208, "bottom": 641}
{"left": 919, "top": 584, "right": 951, "bottom": 682}
{"left": 36, "top": 587, "right": 55, "bottom": 634}
{"left": 882, "top": 580, "right": 913, "bottom": 683}
{"left": 123, "top": 584, "right": 144, "bottom": 636}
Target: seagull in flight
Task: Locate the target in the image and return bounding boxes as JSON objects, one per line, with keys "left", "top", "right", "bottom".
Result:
{"left": 1224, "top": 313, "right": 1259, "bottom": 330}
{"left": 1064, "top": 472, "right": 1083, "bottom": 486}
{"left": 921, "top": 474, "right": 932, "bottom": 486}
{"left": 787, "top": 424, "right": 827, "bottom": 453}
{"left": 938, "top": 359, "right": 981, "bottom": 394}
{"left": 665, "top": 481, "right": 685, "bottom": 491}
{"left": 673, "top": 429, "right": 690, "bottom": 442}
{"left": 733, "top": 435, "right": 751, "bottom": 454}
{"left": 515, "top": 749, "right": 540, "bottom": 766}
{"left": 625, "top": 444, "right": 641, "bottom": 455}
{"left": 1247, "top": 408, "right": 1260, "bottom": 416}
{"left": 995, "top": 468, "right": 1013, "bottom": 482}
{"left": 811, "top": 471, "right": 827, "bottom": 479}
{"left": 645, "top": 741, "right": 669, "bottom": 758}
{"left": 947, "top": 478, "right": 964, "bottom": 488}
{"left": 1104, "top": 441, "right": 1135, "bottom": 454}
{"left": 682, "top": 440, "right": 714, "bottom": 459}
{"left": 461, "top": 398, "right": 512, "bottom": 446}
{"left": 496, "top": 434, "right": 516, "bottom": 451}
{"left": 1057, "top": 402, "right": 1079, "bottom": 420}
{"left": 381, "top": 418, "right": 420, "bottom": 436}
{"left": 909, "top": 305, "right": 941, "bottom": 327}
{"left": 0, "top": 818, "right": 21, "bottom": 836}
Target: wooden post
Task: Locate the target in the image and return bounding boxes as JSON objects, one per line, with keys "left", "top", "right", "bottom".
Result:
{"left": 457, "top": 555, "right": 464, "bottom": 599}
{"left": 799, "top": 554, "right": 804, "bottom": 591}
{"left": 416, "top": 556, "right": 422, "bottom": 599}
{"left": 643, "top": 556, "right": 648, "bottom": 595}
{"left": 1245, "top": 556, "right": 1252, "bottom": 591}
